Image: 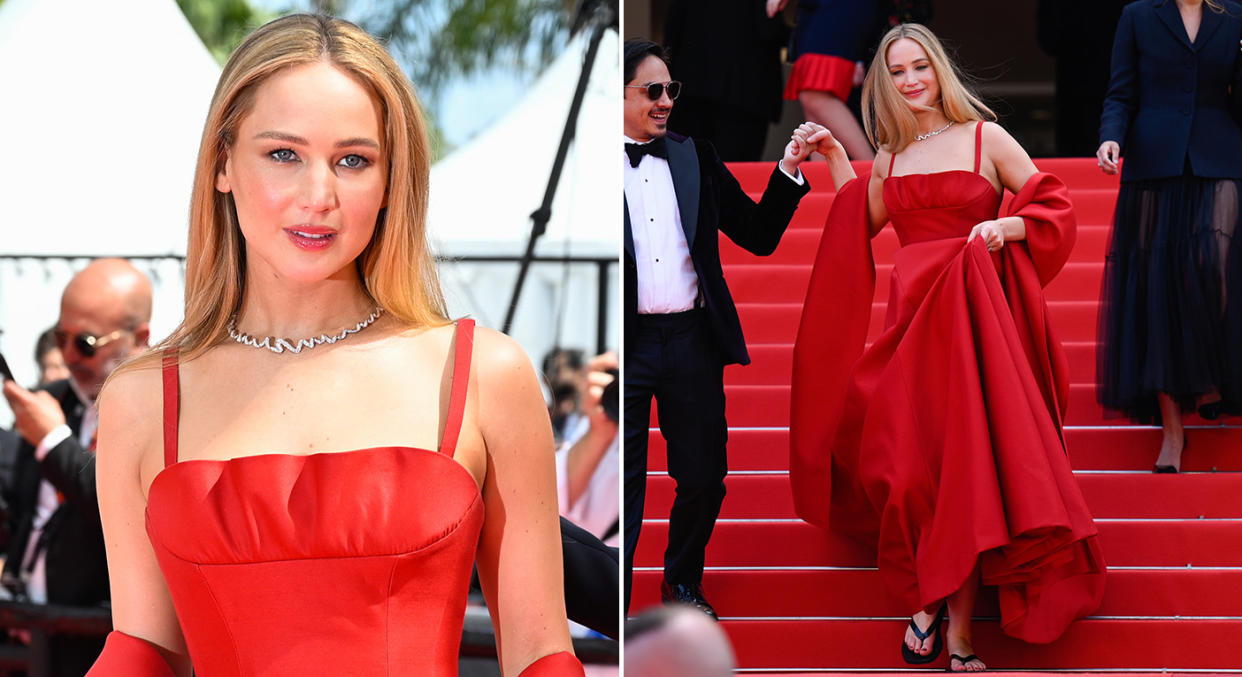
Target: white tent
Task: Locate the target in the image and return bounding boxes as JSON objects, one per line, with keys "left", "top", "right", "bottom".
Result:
{"left": 0, "top": 0, "right": 218, "bottom": 419}
{"left": 427, "top": 28, "right": 621, "bottom": 365}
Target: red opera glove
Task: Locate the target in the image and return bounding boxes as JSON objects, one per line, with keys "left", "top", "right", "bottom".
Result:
{"left": 518, "top": 651, "right": 586, "bottom": 676}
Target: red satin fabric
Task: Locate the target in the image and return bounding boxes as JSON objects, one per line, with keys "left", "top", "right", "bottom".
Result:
{"left": 90, "top": 319, "right": 583, "bottom": 675}
{"left": 790, "top": 168, "right": 1105, "bottom": 643}
{"left": 518, "top": 651, "right": 587, "bottom": 677}
{"left": 88, "top": 632, "right": 176, "bottom": 677}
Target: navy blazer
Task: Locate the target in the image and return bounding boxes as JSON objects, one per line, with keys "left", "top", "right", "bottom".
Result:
{"left": 1100, "top": 0, "right": 1242, "bottom": 181}
{"left": 623, "top": 134, "right": 809, "bottom": 366}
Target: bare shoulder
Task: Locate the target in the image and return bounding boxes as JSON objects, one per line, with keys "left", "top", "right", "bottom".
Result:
{"left": 980, "top": 121, "right": 1029, "bottom": 161}
{"left": 470, "top": 326, "right": 536, "bottom": 387}
{"left": 980, "top": 121, "right": 1037, "bottom": 187}
{"left": 99, "top": 364, "right": 163, "bottom": 444}
{"left": 97, "top": 362, "right": 165, "bottom": 485}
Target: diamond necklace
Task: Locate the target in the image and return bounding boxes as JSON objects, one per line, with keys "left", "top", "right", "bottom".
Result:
{"left": 915, "top": 121, "right": 954, "bottom": 142}
{"left": 228, "top": 307, "right": 385, "bottom": 354}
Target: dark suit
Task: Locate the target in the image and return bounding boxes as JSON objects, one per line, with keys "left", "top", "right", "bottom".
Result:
{"left": 622, "top": 134, "right": 809, "bottom": 610}
{"left": 2, "top": 379, "right": 108, "bottom": 675}
{"left": 1100, "top": 0, "right": 1242, "bottom": 180}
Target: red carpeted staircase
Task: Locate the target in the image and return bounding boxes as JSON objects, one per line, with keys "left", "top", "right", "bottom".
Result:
{"left": 631, "top": 159, "right": 1242, "bottom": 674}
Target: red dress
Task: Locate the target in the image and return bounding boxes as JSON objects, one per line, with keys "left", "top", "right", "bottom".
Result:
{"left": 790, "top": 123, "right": 1106, "bottom": 643}
{"left": 88, "top": 320, "right": 584, "bottom": 676}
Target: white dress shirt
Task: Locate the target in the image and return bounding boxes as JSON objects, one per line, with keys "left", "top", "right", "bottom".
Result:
{"left": 623, "top": 135, "right": 805, "bottom": 315}
{"left": 624, "top": 135, "right": 701, "bottom": 314}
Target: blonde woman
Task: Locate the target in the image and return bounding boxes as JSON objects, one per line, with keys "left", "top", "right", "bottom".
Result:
{"left": 87, "top": 15, "right": 583, "bottom": 677}
{"left": 789, "top": 24, "right": 1105, "bottom": 671}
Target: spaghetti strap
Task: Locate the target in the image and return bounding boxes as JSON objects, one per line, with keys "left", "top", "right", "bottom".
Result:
{"left": 973, "top": 121, "right": 984, "bottom": 174}
{"left": 888, "top": 151, "right": 897, "bottom": 177}
{"left": 438, "top": 319, "right": 475, "bottom": 456}
{"left": 161, "top": 348, "right": 179, "bottom": 468}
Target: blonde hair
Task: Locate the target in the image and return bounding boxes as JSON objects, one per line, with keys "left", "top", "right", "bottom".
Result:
{"left": 117, "top": 14, "right": 447, "bottom": 376}
{"left": 861, "top": 23, "right": 995, "bottom": 154}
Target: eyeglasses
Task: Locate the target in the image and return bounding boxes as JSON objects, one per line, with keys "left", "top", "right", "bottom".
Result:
{"left": 625, "top": 80, "right": 682, "bottom": 102}
{"left": 53, "top": 328, "right": 127, "bottom": 358}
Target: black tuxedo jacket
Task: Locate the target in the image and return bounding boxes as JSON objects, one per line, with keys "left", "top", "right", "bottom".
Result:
{"left": 623, "top": 134, "right": 810, "bottom": 365}
{"left": 1100, "top": 0, "right": 1242, "bottom": 180}
{"left": 2, "top": 379, "right": 109, "bottom": 606}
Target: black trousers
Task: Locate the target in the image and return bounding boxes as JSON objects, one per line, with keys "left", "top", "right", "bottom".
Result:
{"left": 623, "top": 310, "right": 728, "bottom": 613}
{"left": 560, "top": 517, "right": 619, "bottom": 640}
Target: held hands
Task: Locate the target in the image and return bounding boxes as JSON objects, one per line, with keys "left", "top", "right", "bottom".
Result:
{"left": 1096, "top": 141, "right": 1120, "bottom": 175}
{"left": 782, "top": 121, "right": 836, "bottom": 173}
{"left": 2, "top": 381, "right": 66, "bottom": 447}
{"left": 967, "top": 220, "right": 1006, "bottom": 253}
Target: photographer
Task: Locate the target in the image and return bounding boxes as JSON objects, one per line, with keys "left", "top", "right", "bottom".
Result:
{"left": 555, "top": 351, "right": 619, "bottom": 546}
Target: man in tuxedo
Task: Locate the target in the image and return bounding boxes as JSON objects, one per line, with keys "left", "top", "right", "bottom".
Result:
{"left": 1, "top": 258, "right": 152, "bottom": 675}
{"left": 623, "top": 38, "right": 821, "bottom": 619}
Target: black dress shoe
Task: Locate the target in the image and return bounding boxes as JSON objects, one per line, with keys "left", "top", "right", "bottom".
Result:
{"left": 660, "top": 580, "right": 718, "bottom": 621}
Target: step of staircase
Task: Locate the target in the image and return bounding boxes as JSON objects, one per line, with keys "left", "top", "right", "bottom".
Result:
{"left": 631, "top": 158, "right": 1242, "bottom": 672}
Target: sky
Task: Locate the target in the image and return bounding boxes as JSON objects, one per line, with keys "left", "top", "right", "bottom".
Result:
{"left": 250, "top": 0, "right": 552, "bottom": 150}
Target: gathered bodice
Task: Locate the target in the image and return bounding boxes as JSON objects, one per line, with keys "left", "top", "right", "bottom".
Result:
{"left": 883, "top": 122, "right": 1004, "bottom": 247}
{"left": 144, "top": 321, "right": 484, "bottom": 676}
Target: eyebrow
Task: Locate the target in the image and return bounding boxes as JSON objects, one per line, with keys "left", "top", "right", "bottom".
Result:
{"left": 890, "top": 58, "right": 930, "bottom": 69}
{"left": 254, "top": 131, "right": 381, "bottom": 150}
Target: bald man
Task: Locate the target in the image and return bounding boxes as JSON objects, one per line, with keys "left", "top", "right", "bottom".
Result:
{"left": 625, "top": 605, "right": 736, "bottom": 677}
{"left": 1, "top": 259, "right": 151, "bottom": 675}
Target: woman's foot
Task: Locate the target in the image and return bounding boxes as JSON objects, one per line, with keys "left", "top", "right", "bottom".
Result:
{"left": 947, "top": 635, "right": 986, "bottom": 672}
{"left": 1153, "top": 435, "right": 1186, "bottom": 473}
{"left": 1197, "top": 391, "right": 1223, "bottom": 420}
{"left": 903, "top": 605, "right": 946, "bottom": 663}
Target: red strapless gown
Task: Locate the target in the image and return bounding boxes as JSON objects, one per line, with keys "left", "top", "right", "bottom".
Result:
{"left": 790, "top": 123, "right": 1106, "bottom": 643}
{"left": 89, "top": 320, "right": 584, "bottom": 676}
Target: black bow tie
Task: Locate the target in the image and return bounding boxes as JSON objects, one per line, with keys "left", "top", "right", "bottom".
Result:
{"left": 625, "top": 137, "right": 668, "bottom": 167}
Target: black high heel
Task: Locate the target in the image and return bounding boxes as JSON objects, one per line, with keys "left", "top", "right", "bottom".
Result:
{"left": 901, "top": 603, "right": 947, "bottom": 665}
{"left": 1153, "top": 438, "right": 1187, "bottom": 474}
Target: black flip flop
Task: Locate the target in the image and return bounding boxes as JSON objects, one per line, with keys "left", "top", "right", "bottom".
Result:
{"left": 901, "top": 603, "right": 947, "bottom": 665}
{"left": 948, "top": 653, "right": 983, "bottom": 672}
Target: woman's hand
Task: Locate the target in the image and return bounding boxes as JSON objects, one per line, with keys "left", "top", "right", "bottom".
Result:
{"left": 781, "top": 121, "right": 833, "bottom": 175}
{"left": 1096, "top": 141, "right": 1120, "bottom": 175}
{"left": 968, "top": 219, "right": 1007, "bottom": 252}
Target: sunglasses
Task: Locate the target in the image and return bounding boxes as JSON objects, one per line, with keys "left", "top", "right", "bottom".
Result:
{"left": 625, "top": 80, "right": 682, "bottom": 101}
{"left": 53, "top": 328, "right": 127, "bottom": 358}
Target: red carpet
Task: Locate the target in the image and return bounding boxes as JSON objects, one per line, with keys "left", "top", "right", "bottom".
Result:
{"left": 632, "top": 159, "right": 1242, "bottom": 672}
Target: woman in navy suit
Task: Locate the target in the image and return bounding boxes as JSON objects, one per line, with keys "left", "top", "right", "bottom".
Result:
{"left": 1096, "top": 0, "right": 1242, "bottom": 471}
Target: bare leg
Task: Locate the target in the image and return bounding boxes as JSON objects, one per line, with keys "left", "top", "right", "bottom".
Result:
{"left": 945, "top": 566, "right": 986, "bottom": 671}
{"left": 1154, "top": 393, "right": 1186, "bottom": 470}
{"left": 798, "top": 89, "right": 875, "bottom": 161}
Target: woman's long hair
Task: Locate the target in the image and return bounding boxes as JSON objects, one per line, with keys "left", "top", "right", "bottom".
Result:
{"left": 861, "top": 23, "right": 995, "bottom": 154}
{"left": 115, "top": 14, "right": 447, "bottom": 377}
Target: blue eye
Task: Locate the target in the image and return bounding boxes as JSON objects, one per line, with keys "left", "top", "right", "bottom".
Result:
{"left": 338, "top": 154, "right": 371, "bottom": 169}
{"left": 269, "top": 148, "right": 298, "bottom": 163}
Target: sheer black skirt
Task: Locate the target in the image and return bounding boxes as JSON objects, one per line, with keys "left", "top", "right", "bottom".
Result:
{"left": 1097, "top": 173, "right": 1242, "bottom": 423}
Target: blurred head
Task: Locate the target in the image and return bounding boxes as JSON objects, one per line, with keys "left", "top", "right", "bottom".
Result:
{"left": 34, "top": 328, "right": 69, "bottom": 386}
{"left": 623, "top": 39, "right": 674, "bottom": 142}
{"left": 168, "top": 14, "right": 447, "bottom": 364}
{"left": 861, "top": 23, "right": 994, "bottom": 153}
{"left": 625, "top": 606, "right": 736, "bottom": 677}
{"left": 57, "top": 259, "right": 152, "bottom": 398}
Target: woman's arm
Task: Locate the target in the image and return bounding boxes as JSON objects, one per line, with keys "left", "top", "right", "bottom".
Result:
{"left": 472, "top": 328, "right": 578, "bottom": 677}
{"left": 90, "top": 369, "right": 190, "bottom": 676}
{"left": 969, "top": 122, "right": 1040, "bottom": 249}
{"left": 867, "top": 153, "right": 889, "bottom": 237}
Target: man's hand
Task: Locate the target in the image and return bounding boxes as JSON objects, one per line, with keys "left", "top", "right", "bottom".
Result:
{"left": 1096, "top": 141, "right": 1120, "bottom": 175}
{"left": 2, "top": 381, "right": 66, "bottom": 447}
{"left": 583, "top": 352, "right": 618, "bottom": 435}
